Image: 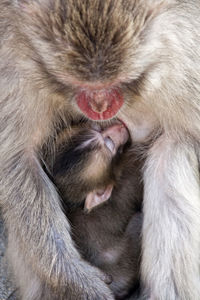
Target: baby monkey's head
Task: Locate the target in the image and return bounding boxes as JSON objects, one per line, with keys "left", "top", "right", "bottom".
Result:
{"left": 52, "top": 121, "right": 129, "bottom": 211}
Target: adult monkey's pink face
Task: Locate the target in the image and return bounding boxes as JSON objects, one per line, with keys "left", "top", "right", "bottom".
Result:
{"left": 21, "top": 0, "right": 168, "bottom": 122}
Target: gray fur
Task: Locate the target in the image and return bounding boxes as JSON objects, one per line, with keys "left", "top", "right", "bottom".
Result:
{"left": 1, "top": 0, "right": 200, "bottom": 299}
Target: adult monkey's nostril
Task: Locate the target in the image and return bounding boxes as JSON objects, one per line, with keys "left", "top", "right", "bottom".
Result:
{"left": 90, "top": 93, "right": 108, "bottom": 113}
{"left": 77, "top": 88, "right": 124, "bottom": 121}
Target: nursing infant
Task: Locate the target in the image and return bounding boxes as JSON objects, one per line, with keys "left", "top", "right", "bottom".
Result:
{"left": 46, "top": 121, "right": 143, "bottom": 299}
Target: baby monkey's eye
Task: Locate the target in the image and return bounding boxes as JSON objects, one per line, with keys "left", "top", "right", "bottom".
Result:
{"left": 117, "top": 145, "right": 124, "bottom": 154}
{"left": 104, "top": 136, "right": 115, "bottom": 153}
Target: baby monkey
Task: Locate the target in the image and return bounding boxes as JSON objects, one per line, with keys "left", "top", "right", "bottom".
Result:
{"left": 47, "top": 121, "right": 143, "bottom": 299}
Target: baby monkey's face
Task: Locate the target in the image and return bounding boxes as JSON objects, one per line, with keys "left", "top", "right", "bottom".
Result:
{"left": 52, "top": 121, "right": 129, "bottom": 211}
{"left": 84, "top": 122, "right": 129, "bottom": 211}
{"left": 99, "top": 123, "right": 129, "bottom": 155}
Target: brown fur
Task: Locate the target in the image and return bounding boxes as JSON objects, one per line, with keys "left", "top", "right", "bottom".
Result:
{"left": 1, "top": 0, "right": 200, "bottom": 299}
{"left": 48, "top": 124, "right": 143, "bottom": 299}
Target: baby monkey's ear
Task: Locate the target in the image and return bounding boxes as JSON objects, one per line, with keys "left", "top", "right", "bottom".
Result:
{"left": 84, "top": 184, "right": 113, "bottom": 213}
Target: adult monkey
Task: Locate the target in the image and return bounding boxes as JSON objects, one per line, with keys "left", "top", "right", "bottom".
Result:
{"left": 0, "top": 0, "right": 200, "bottom": 299}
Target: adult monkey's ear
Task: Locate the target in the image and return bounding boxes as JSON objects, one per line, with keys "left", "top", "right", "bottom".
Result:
{"left": 84, "top": 184, "right": 113, "bottom": 213}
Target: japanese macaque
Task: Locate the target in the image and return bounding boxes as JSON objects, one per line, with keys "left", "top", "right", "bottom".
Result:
{"left": 48, "top": 122, "right": 143, "bottom": 299}
{"left": 51, "top": 121, "right": 130, "bottom": 211}
{"left": 0, "top": 0, "right": 200, "bottom": 299}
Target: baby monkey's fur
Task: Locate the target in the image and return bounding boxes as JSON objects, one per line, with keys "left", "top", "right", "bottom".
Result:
{"left": 49, "top": 123, "right": 143, "bottom": 299}
{"left": 1, "top": 0, "right": 200, "bottom": 299}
